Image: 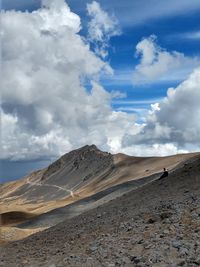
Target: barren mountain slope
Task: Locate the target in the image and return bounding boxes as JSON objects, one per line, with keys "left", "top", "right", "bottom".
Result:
{"left": 0, "top": 145, "right": 112, "bottom": 214}
{"left": 1, "top": 154, "right": 200, "bottom": 267}
{"left": 16, "top": 172, "right": 160, "bottom": 230}
{"left": 0, "top": 145, "right": 197, "bottom": 216}
{"left": 0, "top": 146, "right": 199, "bottom": 244}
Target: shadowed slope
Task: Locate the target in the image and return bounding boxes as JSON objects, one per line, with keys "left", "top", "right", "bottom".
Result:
{"left": 17, "top": 172, "right": 160, "bottom": 229}
{"left": 16, "top": 153, "right": 200, "bottom": 230}
{"left": 1, "top": 211, "right": 36, "bottom": 226}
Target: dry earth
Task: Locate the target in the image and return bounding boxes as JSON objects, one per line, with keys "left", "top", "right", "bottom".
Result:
{"left": 1, "top": 146, "right": 197, "bottom": 214}
{"left": 0, "top": 146, "right": 200, "bottom": 266}
{"left": 0, "top": 146, "right": 197, "bottom": 243}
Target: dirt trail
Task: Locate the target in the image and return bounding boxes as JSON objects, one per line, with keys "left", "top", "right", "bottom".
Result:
{"left": 27, "top": 179, "right": 74, "bottom": 197}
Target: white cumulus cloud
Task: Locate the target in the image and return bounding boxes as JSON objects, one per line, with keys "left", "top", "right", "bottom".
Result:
{"left": 1, "top": 0, "right": 138, "bottom": 161}
{"left": 1, "top": 1, "right": 200, "bottom": 162}
{"left": 123, "top": 68, "right": 200, "bottom": 153}
{"left": 150, "top": 68, "right": 200, "bottom": 145}
{"left": 87, "top": 1, "right": 121, "bottom": 58}
{"left": 133, "top": 35, "right": 200, "bottom": 84}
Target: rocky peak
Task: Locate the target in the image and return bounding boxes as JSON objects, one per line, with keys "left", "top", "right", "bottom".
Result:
{"left": 41, "top": 145, "right": 112, "bottom": 181}
{"left": 75, "top": 144, "right": 99, "bottom": 153}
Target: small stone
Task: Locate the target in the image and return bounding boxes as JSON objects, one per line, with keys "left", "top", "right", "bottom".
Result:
{"left": 177, "top": 259, "right": 186, "bottom": 266}
{"left": 90, "top": 246, "right": 98, "bottom": 252}
{"left": 144, "top": 244, "right": 152, "bottom": 249}
{"left": 163, "top": 218, "right": 171, "bottom": 224}
{"left": 172, "top": 240, "right": 182, "bottom": 249}
{"left": 147, "top": 218, "right": 156, "bottom": 224}
{"left": 160, "top": 211, "right": 173, "bottom": 220}
{"left": 163, "top": 230, "right": 170, "bottom": 234}
{"left": 179, "top": 247, "right": 189, "bottom": 256}
{"left": 130, "top": 256, "right": 141, "bottom": 264}
{"left": 194, "top": 257, "right": 200, "bottom": 265}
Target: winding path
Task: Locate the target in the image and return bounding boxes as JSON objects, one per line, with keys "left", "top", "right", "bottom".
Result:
{"left": 26, "top": 178, "right": 90, "bottom": 199}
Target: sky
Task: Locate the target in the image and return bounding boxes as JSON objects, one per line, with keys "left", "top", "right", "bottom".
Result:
{"left": 1, "top": 0, "right": 200, "bottom": 182}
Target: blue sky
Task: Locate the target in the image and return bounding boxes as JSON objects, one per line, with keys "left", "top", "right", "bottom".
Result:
{"left": 1, "top": 0, "right": 200, "bottom": 182}
{"left": 65, "top": 0, "right": 200, "bottom": 114}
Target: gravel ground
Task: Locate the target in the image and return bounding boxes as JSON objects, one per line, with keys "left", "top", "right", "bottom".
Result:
{"left": 0, "top": 156, "right": 200, "bottom": 267}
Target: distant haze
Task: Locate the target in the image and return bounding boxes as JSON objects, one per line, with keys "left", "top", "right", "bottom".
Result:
{"left": 0, "top": 160, "right": 51, "bottom": 183}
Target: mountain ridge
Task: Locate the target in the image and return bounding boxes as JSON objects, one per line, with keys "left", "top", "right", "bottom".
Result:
{"left": 0, "top": 145, "right": 199, "bottom": 244}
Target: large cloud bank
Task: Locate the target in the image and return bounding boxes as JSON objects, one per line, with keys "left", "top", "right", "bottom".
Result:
{"left": 1, "top": 0, "right": 138, "bottom": 160}
{"left": 1, "top": 0, "right": 200, "bottom": 161}
{"left": 123, "top": 68, "right": 200, "bottom": 154}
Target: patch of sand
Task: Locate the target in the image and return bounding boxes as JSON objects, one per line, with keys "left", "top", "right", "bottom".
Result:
{"left": 0, "top": 226, "right": 45, "bottom": 244}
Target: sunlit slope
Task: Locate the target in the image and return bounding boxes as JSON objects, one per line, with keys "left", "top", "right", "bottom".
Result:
{"left": 0, "top": 145, "right": 198, "bottom": 216}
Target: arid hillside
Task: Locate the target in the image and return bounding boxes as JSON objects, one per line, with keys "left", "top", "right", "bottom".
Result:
{"left": 0, "top": 151, "right": 200, "bottom": 266}
{"left": 0, "top": 146, "right": 199, "bottom": 244}
{"left": 1, "top": 145, "right": 197, "bottom": 215}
